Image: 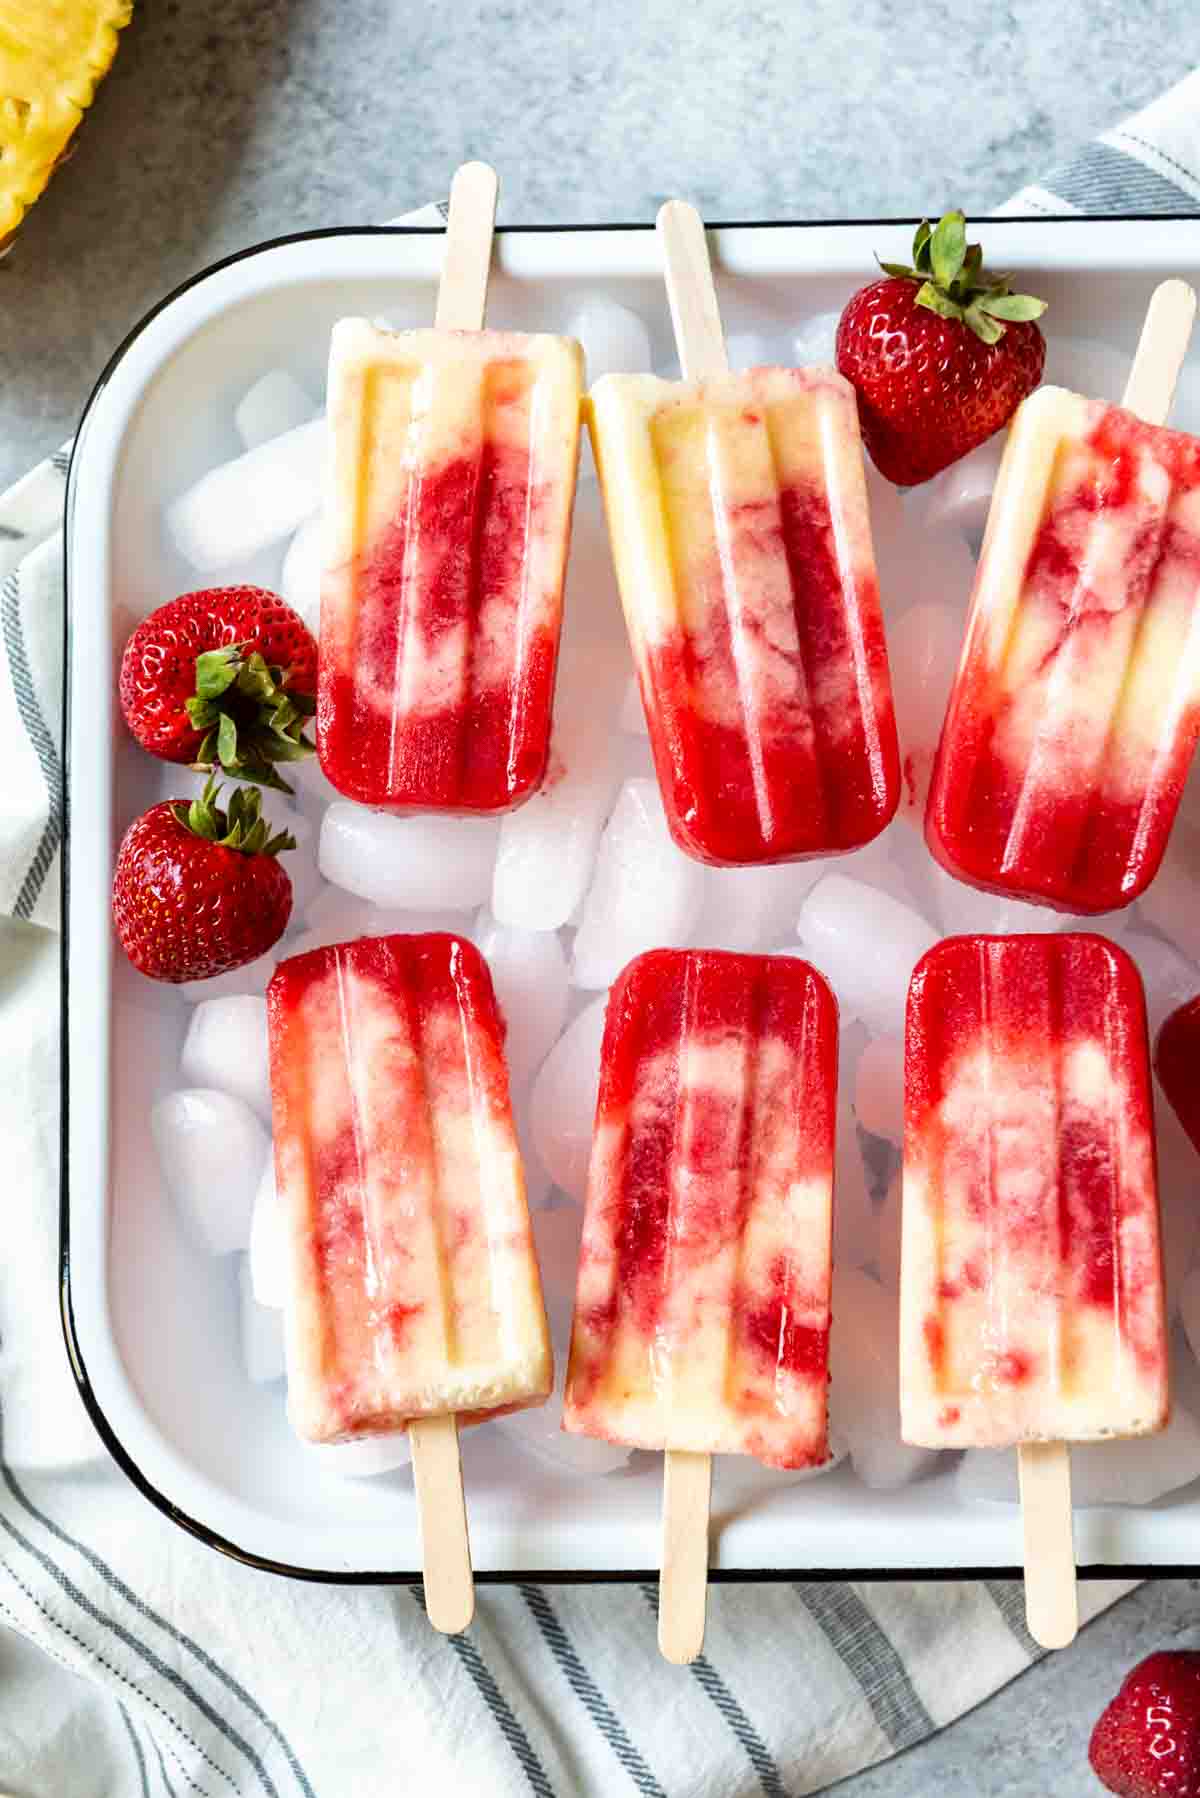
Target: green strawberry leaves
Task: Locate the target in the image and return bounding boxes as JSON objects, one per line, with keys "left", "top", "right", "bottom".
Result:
{"left": 185, "top": 643, "right": 316, "bottom": 794}
{"left": 876, "top": 209, "right": 1047, "bottom": 344}
{"left": 173, "top": 776, "right": 296, "bottom": 857}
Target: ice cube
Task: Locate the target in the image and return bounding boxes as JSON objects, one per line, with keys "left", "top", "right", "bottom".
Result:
{"left": 492, "top": 650, "right": 625, "bottom": 931}
{"left": 886, "top": 602, "right": 964, "bottom": 821}
{"left": 238, "top": 1256, "right": 286, "bottom": 1383}
{"left": 166, "top": 418, "right": 326, "bottom": 572}
{"left": 181, "top": 949, "right": 278, "bottom": 1004}
{"left": 529, "top": 996, "right": 608, "bottom": 1201}
{"left": 572, "top": 780, "right": 707, "bottom": 989}
{"left": 151, "top": 1089, "right": 269, "bottom": 1255}
{"left": 280, "top": 512, "right": 324, "bottom": 636}
{"left": 833, "top": 1107, "right": 875, "bottom": 1271}
{"left": 180, "top": 995, "right": 271, "bottom": 1121}
{"left": 1136, "top": 822, "right": 1200, "bottom": 966}
{"left": 695, "top": 862, "right": 824, "bottom": 955}
{"left": 619, "top": 674, "right": 649, "bottom": 737}
{"left": 319, "top": 804, "right": 499, "bottom": 911}
{"left": 234, "top": 370, "right": 317, "bottom": 452}
{"left": 926, "top": 862, "right": 1104, "bottom": 938}
{"left": 1043, "top": 337, "right": 1135, "bottom": 413}
{"left": 288, "top": 749, "right": 343, "bottom": 820}
{"left": 913, "top": 437, "right": 1005, "bottom": 551}
{"left": 791, "top": 310, "right": 842, "bottom": 367}
{"left": 559, "top": 505, "right": 629, "bottom": 654}
{"left": 875, "top": 1167, "right": 902, "bottom": 1291}
{"left": 265, "top": 799, "right": 321, "bottom": 919}
{"left": 515, "top": 1104, "right": 553, "bottom": 1211}
{"left": 473, "top": 912, "right": 569, "bottom": 1090}
{"left": 532, "top": 1203, "right": 584, "bottom": 1317}
{"left": 498, "top": 1295, "right": 629, "bottom": 1477}
{"left": 304, "top": 886, "right": 376, "bottom": 936}
{"left": 830, "top": 1269, "right": 941, "bottom": 1489}
{"left": 363, "top": 905, "right": 467, "bottom": 939}
{"left": 725, "top": 331, "right": 782, "bottom": 371}
{"left": 1127, "top": 930, "right": 1199, "bottom": 1038}
{"left": 249, "top": 1158, "right": 287, "bottom": 1308}
{"left": 798, "top": 875, "right": 938, "bottom": 1037}
{"left": 569, "top": 296, "right": 653, "bottom": 383}
{"left": 855, "top": 1035, "right": 904, "bottom": 1143}
{"left": 303, "top": 1434, "right": 413, "bottom": 1479}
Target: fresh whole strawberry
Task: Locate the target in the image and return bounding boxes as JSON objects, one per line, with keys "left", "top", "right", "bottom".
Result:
{"left": 119, "top": 585, "right": 317, "bottom": 793}
{"left": 836, "top": 210, "right": 1047, "bottom": 486}
{"left": 112, "top": 778, "right": 295, "bottom": 983}
{"left": 1090, "top": 1650, "right": 1200, "bottom": 1796}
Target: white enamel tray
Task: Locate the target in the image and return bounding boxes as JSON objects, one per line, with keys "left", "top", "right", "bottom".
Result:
{"left": 64, "top": 214, "right": 1200, "bottom": 1581}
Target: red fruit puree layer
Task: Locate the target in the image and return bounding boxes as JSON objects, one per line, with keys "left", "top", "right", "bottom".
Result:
{"left": 1156, "top": 994, "right": 1200, "bottom": 1157}
{"left": 645, "top": 479, "right": 898, "bottom": 864}
{"left": 318, "top": 431, "right": 559, "bottom": 814}
{"left": 928, "top": 403, "right": 1200, "bottom": 911}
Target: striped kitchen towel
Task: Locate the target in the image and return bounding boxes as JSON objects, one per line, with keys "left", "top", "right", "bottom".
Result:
{"left": 1, "top": 75, "right": 1197, "bottom": 1798}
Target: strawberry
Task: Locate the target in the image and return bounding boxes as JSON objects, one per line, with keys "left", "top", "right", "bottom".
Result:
{"left": 112, "top": 778, "right": 295, "bottom": 983}
{"left": 835, "top": 210, "right": 1047, "bottom": 486}
{"left": 118, "top": 585, "right": 317, "bottom": 793}
{"left": 1090, "top": 1651, "right": 1200, "bottom": 1796}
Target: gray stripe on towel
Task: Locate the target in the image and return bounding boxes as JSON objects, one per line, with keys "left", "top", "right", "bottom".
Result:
{"left": 410, "top": 1584, "right": 558, "bottom": 1798}
{"left": 640, "top": 1584, "right": 790, "bottom": 1798}
{"left": 1041, "top": 140, "right": 1195, "bottom": 214}
{"left": 520, "top": 1584, "right": 667, "bottom": 1797}
{"left": 794, "top": 1582, "right": 934, "bottom": 1749}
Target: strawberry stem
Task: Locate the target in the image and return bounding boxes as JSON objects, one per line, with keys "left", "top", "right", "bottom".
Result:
{"left": 876, "top": 209, "right": 1047, "bottom": 344}
{"left": 185, "top": 645, "right": 315, "bottom": 794}
{"left": 172, "top": 776, "right": 296, "bottom": 857}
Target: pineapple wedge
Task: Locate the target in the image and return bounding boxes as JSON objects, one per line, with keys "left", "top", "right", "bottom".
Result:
{"left": 0, "top": 0, "right": 132, "bottom": 250}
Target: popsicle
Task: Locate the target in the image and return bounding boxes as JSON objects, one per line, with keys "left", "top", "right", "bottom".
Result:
{"left": 926, "top": 279, "right": 1200, "bottom": 912}
{"left": 317, "top": 161, "right": 584, "bottom": 813}
{"left": 1156, "top": 994, "right": 1200, "bottom": 1156}
{"left": 586, "top": 200, "right": 898, "bottom": 866}
{"left": 901, "top": 932, "right": 1167, "bottom": 1647}
{"left": 267, "top": 930, "right": 552, "bottom": 1631}
{"left": 564, "top": 947, "right": 837, "bottom": 1661}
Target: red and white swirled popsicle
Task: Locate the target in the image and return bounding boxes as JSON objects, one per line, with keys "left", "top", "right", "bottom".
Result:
{"left": 587, "top": 364, "right": 899, "bottom": 865}
{"left": 927, "top": 281, "right": 1200, "bottom": 912}
{"left": 317, "top": 321, "right": 583, "bottom": 813}
{"left": 900, "top": 932, "right": 1167, "bottom": 1450}
{"left": 563, "top": 947, "right": 837, "bottom": 1469}
{"left": 267, "top": 932, "right": 552, "bottom": 1445}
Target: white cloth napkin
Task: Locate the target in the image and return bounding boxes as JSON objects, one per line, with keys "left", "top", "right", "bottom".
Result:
{"left": 3, "top": 77, "right": 1199, "bottom": 1793}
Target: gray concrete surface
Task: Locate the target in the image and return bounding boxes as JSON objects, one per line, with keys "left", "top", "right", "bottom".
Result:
{"left": 2, "top": 2, "right": 1199, "bottom": 1791}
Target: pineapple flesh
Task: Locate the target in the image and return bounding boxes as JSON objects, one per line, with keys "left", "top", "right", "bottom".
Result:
{"left": 0, "top": 0, "right": 132, "bottom": 248}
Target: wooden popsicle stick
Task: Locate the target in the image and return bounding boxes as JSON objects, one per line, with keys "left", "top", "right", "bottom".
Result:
{"left": 1121, "top": 277, "right": 1196, "bottom": 424}
{"left": 657, "top": 199, "right": 730, "bottom": 381}
{"left": 410, "top": 1413, "right": 474, "bottom": 1635}
{"left": 1018, "top": 1440, "right": 1078, "bottom": 1650}
{"left": 434, "top": 160, "right": 500, "bottom": 332}
{"left": 659, "top": 1449, "right": 712, "bottom": 1664}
